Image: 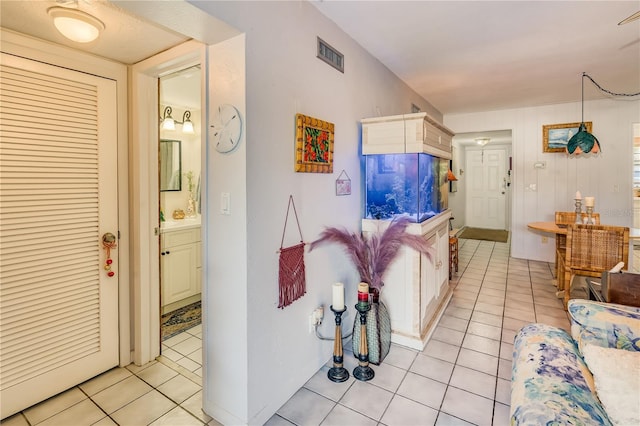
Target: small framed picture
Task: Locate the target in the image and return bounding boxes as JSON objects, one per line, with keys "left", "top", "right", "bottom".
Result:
{"left": 335, "top": 170, "right": 351, "bottom": 196}
{"left": 543, "top": 122, "right": 592, "bottom": 153}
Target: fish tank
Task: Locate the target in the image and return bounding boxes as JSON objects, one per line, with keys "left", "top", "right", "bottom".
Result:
{"left": 365, "top": 153, "right": 449, "bottom": 223}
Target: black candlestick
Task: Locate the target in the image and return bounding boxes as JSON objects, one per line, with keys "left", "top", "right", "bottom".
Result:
{"left": 327, "top": 305, "right": 349, "bottom": 382}
{"left": 353, "top": 302, "right": 375, "bottom": 381}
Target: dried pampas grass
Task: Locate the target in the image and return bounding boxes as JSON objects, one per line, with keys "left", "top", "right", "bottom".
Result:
{"left": 309, "top": 217, "right": 433, "bottom": 290}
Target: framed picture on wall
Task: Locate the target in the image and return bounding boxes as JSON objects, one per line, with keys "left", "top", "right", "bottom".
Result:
{"left": 295, "top": 113, "right": 334, "bottom": 173}
{"left": 543, "top": 122, "right": 592, "bottom": 153}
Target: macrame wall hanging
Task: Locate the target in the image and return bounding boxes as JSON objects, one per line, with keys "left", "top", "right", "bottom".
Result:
{"left": 278, "top": 195, "right": 306, "bottom": 308}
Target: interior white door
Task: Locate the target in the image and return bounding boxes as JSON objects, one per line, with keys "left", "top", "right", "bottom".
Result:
{"left": 465, "top": 148, "right": 507, "bottom": 229}
{"left": 0, "top": 52, "right": 119, "bottom": 419}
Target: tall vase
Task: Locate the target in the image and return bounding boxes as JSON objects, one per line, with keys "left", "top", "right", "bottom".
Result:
{"left": 352, "top": 287, "right": 391, "bottom": 365}
{"left": 186, "top": 191, "right": 196, "bottom": 218}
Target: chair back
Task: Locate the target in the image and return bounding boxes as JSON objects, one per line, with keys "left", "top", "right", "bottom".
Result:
{"left": 565, "top": 224, "right": 629, "bottom": 273}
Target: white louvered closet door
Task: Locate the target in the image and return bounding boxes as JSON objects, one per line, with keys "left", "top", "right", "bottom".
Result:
{"left": 0, "top": 52, "right": 119, "bottom": 419}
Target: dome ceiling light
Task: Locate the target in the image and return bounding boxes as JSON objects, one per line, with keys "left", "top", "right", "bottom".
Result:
{"left": 47, "top": 7, "right": 105, "bottom": 43}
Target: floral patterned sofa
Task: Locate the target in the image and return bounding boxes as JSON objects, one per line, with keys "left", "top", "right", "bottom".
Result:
{"left": 510, "top": 299, "right": 640, "bottom": 425}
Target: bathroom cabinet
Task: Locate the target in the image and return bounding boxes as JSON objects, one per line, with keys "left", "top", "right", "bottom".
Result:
{"left": 161, "top": 226, "right": 201, "bottom": 311}
{"left": 362, "top": 211, "right": 452, "bottom": 350}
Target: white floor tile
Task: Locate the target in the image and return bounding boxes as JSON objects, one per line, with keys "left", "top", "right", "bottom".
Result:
{"left": 383, "top": 344, "right": 418, "bottom": 370}
{"left": 137, "top": 361, "right": 179, "bottom": 387}
{"left": 157, "top": 374, "right": 201, "bottom": 404}
{"left": 396, "top": 372, "right": 447, "bottom": 410}
{"left": 37, "top": 399, "right": 106, "bottom": 426}
{"left": 304, "top": 368, "right": 355, "bottom": 402}
{"left": 23, "top": 387, "right": 87, "bottom": 425}
{"left": 149, "top": 406, "right": 205, "bottom": 426}
{"left": 450, "top": 365, "right": 497, "bottom": 399}
{"left": 110, "top": 390, "right": 176, "bottom": 426}
{"left": 320, "top": 404, "right": 376, "bottom": 426}
{"left": 340, "top": 381, "right": 393, "bottom": 421}
{"left": 276, "top": 388, "right": 334, "bottom": 425}
{"left": 380, "top": 394, "right": 439, "bottom": 426}
{"left": 91, "top": 375, "right": 152, "bottom": 414}
{"left": 79, "top": 367, "right": 132, "bottom": 396}
{"left": 410, "top": 354, "right": 454, "bottom": 384}
{"left": 441, "top": 387, "right": 494, "bottom": 426}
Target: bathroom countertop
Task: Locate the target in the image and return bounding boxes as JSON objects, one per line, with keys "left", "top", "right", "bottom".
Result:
{"left": 160, "top": 216, "right": 201, "bottom": 232}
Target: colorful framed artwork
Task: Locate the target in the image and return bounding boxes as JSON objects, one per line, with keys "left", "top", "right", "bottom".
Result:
{"left": 543, "top": 122, "right": 592, "bottom": 153}
{"left": 295, "top": 113, "right": 334, "bottom": 173}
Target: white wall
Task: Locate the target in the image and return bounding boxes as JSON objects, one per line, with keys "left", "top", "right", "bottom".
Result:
{"left": 193, "top": 1, "right": 441, "bottom": 424}
{"left": 445, "top": 98, "right": 640, "bottom": 262}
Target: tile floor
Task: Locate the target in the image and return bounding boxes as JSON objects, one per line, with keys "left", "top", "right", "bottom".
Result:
{"left": 1, "top": 324, "right": 218, "bottom": 426}
{"left": 267, "top": 237, "right": 571, "bottom": 426}
{"left": 3, "top": 237, "right": 572, "bottom": 426}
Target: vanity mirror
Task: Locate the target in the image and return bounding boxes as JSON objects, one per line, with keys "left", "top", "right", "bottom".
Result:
{"left": 160, "top": 139, "right": 182, "bottom": 192}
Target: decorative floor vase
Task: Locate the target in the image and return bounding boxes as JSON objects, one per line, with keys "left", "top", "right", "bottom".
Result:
{"left": 351, "top": 300, "right": 391, "bottom": 365}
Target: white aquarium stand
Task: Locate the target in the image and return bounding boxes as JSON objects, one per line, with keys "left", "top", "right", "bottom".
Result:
{"left": 362, "top": 211, "right": 453, "bottom": 350}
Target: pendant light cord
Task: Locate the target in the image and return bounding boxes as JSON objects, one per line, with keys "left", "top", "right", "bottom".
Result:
{"left": 583, "top": 72, "right": 640, "bottom": 97}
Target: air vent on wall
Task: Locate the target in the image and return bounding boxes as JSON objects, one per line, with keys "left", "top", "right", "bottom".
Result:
{"left": 317, "top": 37, "right": 344, "bottom": 73}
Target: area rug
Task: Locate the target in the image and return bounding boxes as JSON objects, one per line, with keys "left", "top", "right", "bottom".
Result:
{"left": 161, "top": 301, "right": 201, "bottom": 341}
{"left": 459, "top": 227, "right": 509, "bottom": 243}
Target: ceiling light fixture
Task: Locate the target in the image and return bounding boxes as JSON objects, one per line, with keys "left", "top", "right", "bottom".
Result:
{"left": 161, "top": 106, "right": 195, "bottom": 134}
{"left": 475, "top": 138, "right": 490, "bottom": 146}
{"left": 48, "top": 7, "right": 105, "bottom": 43}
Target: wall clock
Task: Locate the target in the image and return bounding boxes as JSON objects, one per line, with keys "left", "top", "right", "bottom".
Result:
{"left": 210, "top": 104, "right": 242, "bottom": 153}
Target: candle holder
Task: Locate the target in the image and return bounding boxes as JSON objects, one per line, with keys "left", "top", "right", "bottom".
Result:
{"left": 353, "top": 302, "right": 375, "bottom": 381}
{"left": 327, "top": 305, "right": 349, "bottom": 383}
{"left": 585, "top": 206, "right": 595, "bottom": 225}
{"left": 574, "top": 198, "right": 583, "bottom": 224}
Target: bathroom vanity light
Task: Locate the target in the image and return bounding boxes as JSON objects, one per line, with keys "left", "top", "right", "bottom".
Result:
{"left": 48, "top": 7, "right": 105, "bottom": 43}
{"left": 161, "top": 106, "right": 195, "bottom": 134}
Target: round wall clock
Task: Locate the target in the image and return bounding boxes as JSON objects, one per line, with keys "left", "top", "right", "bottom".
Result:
{"left": 210, "top": 104, "right": 242, "bottom": 153}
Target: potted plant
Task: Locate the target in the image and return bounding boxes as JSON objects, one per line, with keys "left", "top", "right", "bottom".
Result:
{"left": 309, "top": 217, "right": 433, "bottom": 364}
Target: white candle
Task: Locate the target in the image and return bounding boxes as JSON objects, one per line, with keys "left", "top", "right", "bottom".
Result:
{"left": 575, "top": 191, "right": 582, "bottom": 200}
{"left": 585, "top": 196, "right": 595, "bottom": 207}
{"left": 332, "top": 282, "right": 344, "bottom": 311}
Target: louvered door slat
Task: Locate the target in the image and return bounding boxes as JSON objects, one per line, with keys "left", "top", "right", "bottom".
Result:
{"left": 0, "top": 53, "right": 119, "bottom": 419}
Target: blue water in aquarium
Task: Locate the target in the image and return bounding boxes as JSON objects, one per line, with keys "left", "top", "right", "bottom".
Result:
{"left": 365, "top": 153, "right": 448, "bottom": 223}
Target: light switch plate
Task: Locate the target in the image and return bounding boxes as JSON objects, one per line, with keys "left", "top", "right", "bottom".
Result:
{"left": 221, "top": 192, "right": 230, "bottom": 215}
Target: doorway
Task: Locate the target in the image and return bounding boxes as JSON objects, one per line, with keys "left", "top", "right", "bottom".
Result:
{"left": 450, "top": 130, "right": 512, "bottom": 232}
{"left": 159, "top": 66, "right": 203, "bottom": 349}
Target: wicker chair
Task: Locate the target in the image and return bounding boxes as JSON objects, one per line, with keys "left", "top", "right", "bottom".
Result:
{"left": 554, "top": 212, "right": 600, "bottom": 292}
{"left": 563, "top": 224, "right": 629, "bottom": 309}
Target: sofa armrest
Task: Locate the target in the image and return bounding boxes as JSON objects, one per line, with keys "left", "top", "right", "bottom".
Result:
{"left": 568, "top": 299, "right": 640, "bottom": 353}
{"left": 511, "top": 323, "right": 611, "bottom": 425}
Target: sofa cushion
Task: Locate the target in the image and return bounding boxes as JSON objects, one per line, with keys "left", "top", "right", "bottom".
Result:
{"left": 511, "top": 323, "right": 611, "bottom": 425}
{"left": 583, "top": 344, "right": 640, "bottom": 426}
{"left": 568, "top": 299, "right": 640, "bottom": 353}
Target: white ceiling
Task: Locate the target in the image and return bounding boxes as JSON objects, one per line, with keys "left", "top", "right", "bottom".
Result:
{"left": 1, "top": 1, "right": 638, "bottom": 117}
{"left": 312, "top": 1, "right": 640, "bottom": 115}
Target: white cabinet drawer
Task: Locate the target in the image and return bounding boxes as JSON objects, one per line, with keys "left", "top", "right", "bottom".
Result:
{"left": 162, "top": 228, "right": 200, "bottom": 248}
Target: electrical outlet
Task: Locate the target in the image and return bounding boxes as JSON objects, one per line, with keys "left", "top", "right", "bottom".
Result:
{"left": 308, "top": 306, "right": 325, "bottom": 333}
{"left": 314, "top": 306, "right": 324, "bottom": 325}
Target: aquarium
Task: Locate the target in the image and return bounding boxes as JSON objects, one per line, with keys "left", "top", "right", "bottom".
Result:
{"left": 365, "top": 153, "right": 449, "bottom": 222}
